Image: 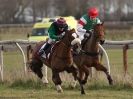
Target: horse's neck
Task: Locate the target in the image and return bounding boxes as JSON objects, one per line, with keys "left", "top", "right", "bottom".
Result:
{"left": 85, "top": 34, "right": 99, "bottom": 53}
{"left": 55, "top": 41, "right": 71, "bottom": 58}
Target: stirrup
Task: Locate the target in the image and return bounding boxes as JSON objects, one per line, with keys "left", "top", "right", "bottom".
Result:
{"left": 41, "top": 52, "right": 46, "bottom": 58}
{"left": 38, "top": 50, "right": 44, "bottom": 56}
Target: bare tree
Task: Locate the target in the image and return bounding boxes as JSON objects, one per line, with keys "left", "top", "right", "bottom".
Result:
{"left": 0, "top": 0, "right": 18, "bottom": 23}
{"left": 0, "top": 0, "right": 132, "bottom": 24}
{"left": 53, "top": 0, "right": 89, "bottom": 19}
{"left": 14, "top": 0, "right": 31, "bottom": 23}
{"left": 0, "top": 0, "right": 30, "bottom": 23}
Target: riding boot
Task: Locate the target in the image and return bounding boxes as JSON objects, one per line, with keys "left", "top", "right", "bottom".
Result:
{"left": 38, "top": 43, "right": 51, "bottom": 58}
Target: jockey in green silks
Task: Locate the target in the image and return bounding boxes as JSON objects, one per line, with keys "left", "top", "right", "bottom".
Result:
{"left": 77, "top": 7, "right": 102, "bottom": 41}
{"left": 38, "top": 17, "right": 69, "bottom": 58}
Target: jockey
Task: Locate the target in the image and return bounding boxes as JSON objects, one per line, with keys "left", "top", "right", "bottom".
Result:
{"left": 38, "top": 17, "right": 68, "bottom": 58}
{"left": 77, "top": 7, "right": 102, "bottom": 40}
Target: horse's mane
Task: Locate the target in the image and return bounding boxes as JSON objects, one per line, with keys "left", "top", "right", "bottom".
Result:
{"left": 81, "top": 38, "right": 89, "bottom": 49}
{"left": 67, "top": 28, "right": 75, "bottom": 33}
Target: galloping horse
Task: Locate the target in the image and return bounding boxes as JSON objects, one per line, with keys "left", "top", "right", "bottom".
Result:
{"left": 73, "top": 23, "right": 113, "bottom": 94}
{"left": 28, "top": 29, "right": 81, "bottom": 93}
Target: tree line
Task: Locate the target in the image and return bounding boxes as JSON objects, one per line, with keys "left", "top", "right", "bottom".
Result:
{"left": 0, "top": 0, "right": 133, "bottom": 24}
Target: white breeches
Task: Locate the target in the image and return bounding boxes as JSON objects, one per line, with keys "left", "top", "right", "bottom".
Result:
{"left": 77, "top": 32, "right": 85, "bottom": 41}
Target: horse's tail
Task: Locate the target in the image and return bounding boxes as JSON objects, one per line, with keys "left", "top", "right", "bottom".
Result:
{"left": 27, "top": 41, "right": 46, "bottom": 79}
{"left": 29, "top": 58, "right": 44, "bottom": 79}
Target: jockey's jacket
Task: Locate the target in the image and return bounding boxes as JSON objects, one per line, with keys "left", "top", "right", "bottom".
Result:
{"left": 48, "top": 22, "right": 68, "bottom": 40}
{"left": 77, "top": 14, "right": 101, "bottom": 34}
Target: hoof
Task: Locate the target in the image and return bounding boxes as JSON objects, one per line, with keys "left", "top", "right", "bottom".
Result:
{"left": 109, "top": 80, "right": 113, "bottom": 85}
{"left": 57, "top": 89, "right": 63, "bottom": 93}
{"left": 42, "top": 80, "right": 48, "bottom": 84}
{"left": 81, "top": 80, "right": 87, "bottom": 85}
{"left": 70, "top": 81, "right": 77, "bottom": 88}
{"left": 56, "top": 85, "right": 63, "bottom": 93}
{"left": 109, "top": 78, "right": 113, "bottom": 85}
{"left": 42, "top": 78, "right": 49, "bottom": 85}
{"left": 81, "top": 91, "right": 85, "bottom": 95}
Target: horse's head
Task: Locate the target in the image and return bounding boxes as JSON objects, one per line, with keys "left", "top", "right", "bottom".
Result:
{"left": 62, "top": 28, "right": 81, "bottom": 53}
{"left": 93, "top": 22, "right": 105, "bottom": 44}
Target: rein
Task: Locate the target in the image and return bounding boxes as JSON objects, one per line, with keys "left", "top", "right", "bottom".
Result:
{"left": 80, "top": 31, "right": 100, "bottom": 57}
{"left": 80, "top": 50, "right": 99, "bottom": 57}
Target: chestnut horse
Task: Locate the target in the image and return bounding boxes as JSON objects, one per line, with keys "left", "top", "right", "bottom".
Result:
{"left": 28, "top": 29, "right": 81, "bottom": 93}
{"left": 73, "top": 23, "right": 113, "bottom": 94}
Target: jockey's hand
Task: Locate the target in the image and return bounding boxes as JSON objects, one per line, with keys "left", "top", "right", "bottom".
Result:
{"left": 84, "top": 31, "right": 92, "bottom": 38}
{"left": 86, "top": 30, "right": 92, "bottom": 34}
{"left": 84, "top": 33, "right": 90, "bottom": 38}
{"left": 100, "top": 40, "right": 105, "bottom": 45}
{"left": 58, "top": 35, "right": 63, "bottom": 40}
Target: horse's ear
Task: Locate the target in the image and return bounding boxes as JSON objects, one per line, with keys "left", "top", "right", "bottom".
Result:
{"left": 70, "top": 28, "right": 76, "bottom": 33}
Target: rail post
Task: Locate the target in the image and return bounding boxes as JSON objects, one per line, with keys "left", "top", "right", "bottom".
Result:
{"left": 123, "top": 44, "right": 128, "bottom": 76}
{"left": 0, "top": 45, "right": 4, "bottom": 81}
{"left": 26, "top": 45, "right": 32, "bottom": 71}
{"left": 15, "top": 43, "right": 27, "bottom": 74}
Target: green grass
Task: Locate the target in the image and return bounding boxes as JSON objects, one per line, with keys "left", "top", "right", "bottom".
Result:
{"left": 0, "top": 81, "right": 133, "bottom": 99}
{"left": 0, "top": 49, "right": 133, "bottom": 98}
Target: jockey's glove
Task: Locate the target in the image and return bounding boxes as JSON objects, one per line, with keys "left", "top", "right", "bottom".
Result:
{"left": 58, "top": 35, "right": 64, "bottom": 40}
{"left": 100, "top": 40, "right": 105, "bottom": 45}
{"left": 84, "top": 30, "right": 93, "bottom": 38}
{"left": 84, "top": 33, "right": 90, "bottom": 38}
{"left": 86, "top": 30, "right": 92, "bottom": 34}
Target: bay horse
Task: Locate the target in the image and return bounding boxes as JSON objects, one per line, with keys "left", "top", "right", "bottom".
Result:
{"left": 73, "top": 23, "right": 113, "bottom": 94}
{"left": 28, "top": 28, "right": 81, "bottom": 93}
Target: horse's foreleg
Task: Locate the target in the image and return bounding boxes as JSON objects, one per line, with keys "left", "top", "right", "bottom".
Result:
{"left": 81, "top": 65, "right": 90, "bottom": 85}
{"left": 77, "top": 69, "right": 86, "bottom": 94}
{"left": 65, "top": 66, "right": 78, "bottom": 88}
{"left": 95, "top": 64, "right": 113, "bottom": 85}
{"left": 52, "top": 70, "right": 63, "bottom": 93}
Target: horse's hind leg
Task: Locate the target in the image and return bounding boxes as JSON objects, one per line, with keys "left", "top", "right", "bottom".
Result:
{"left": 66, "top": 66, "right": 86, "bottom": 94}
{"left": 95, "top": 64, "right": 113, "bottom": 85}
{"left": 52, "top": 70, "right": 63, "bottom": 93}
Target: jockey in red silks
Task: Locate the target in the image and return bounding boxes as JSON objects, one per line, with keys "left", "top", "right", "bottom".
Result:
{"left": 77, "top": 7, "right": 102, "bottom": 41}
{"left": 38, "top": 17, "right": 69, "bottom": 58}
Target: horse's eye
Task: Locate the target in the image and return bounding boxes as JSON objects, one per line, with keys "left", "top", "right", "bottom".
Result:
{"left": 72, "top": 33, "right": 77, "bottom": 38}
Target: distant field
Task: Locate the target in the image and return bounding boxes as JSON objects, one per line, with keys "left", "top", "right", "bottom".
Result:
{"left": 0, "top": 27, "right": 133, "bottom": 98}
{"left": 0, "top": 27, "right": 133, "bottom": 40}
{"left": 0, "top": 27, "right": 31, "bottom": 40}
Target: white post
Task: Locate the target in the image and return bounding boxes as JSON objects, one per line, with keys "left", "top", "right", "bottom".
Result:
{"left": 15, "top": 43, "right": 27, "bottom": 73}
{"left": 98, "top": 44, "right": 111, "bottom": 74}
{"left": 0, "top": 45, "right": 4, "bottom": 81}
